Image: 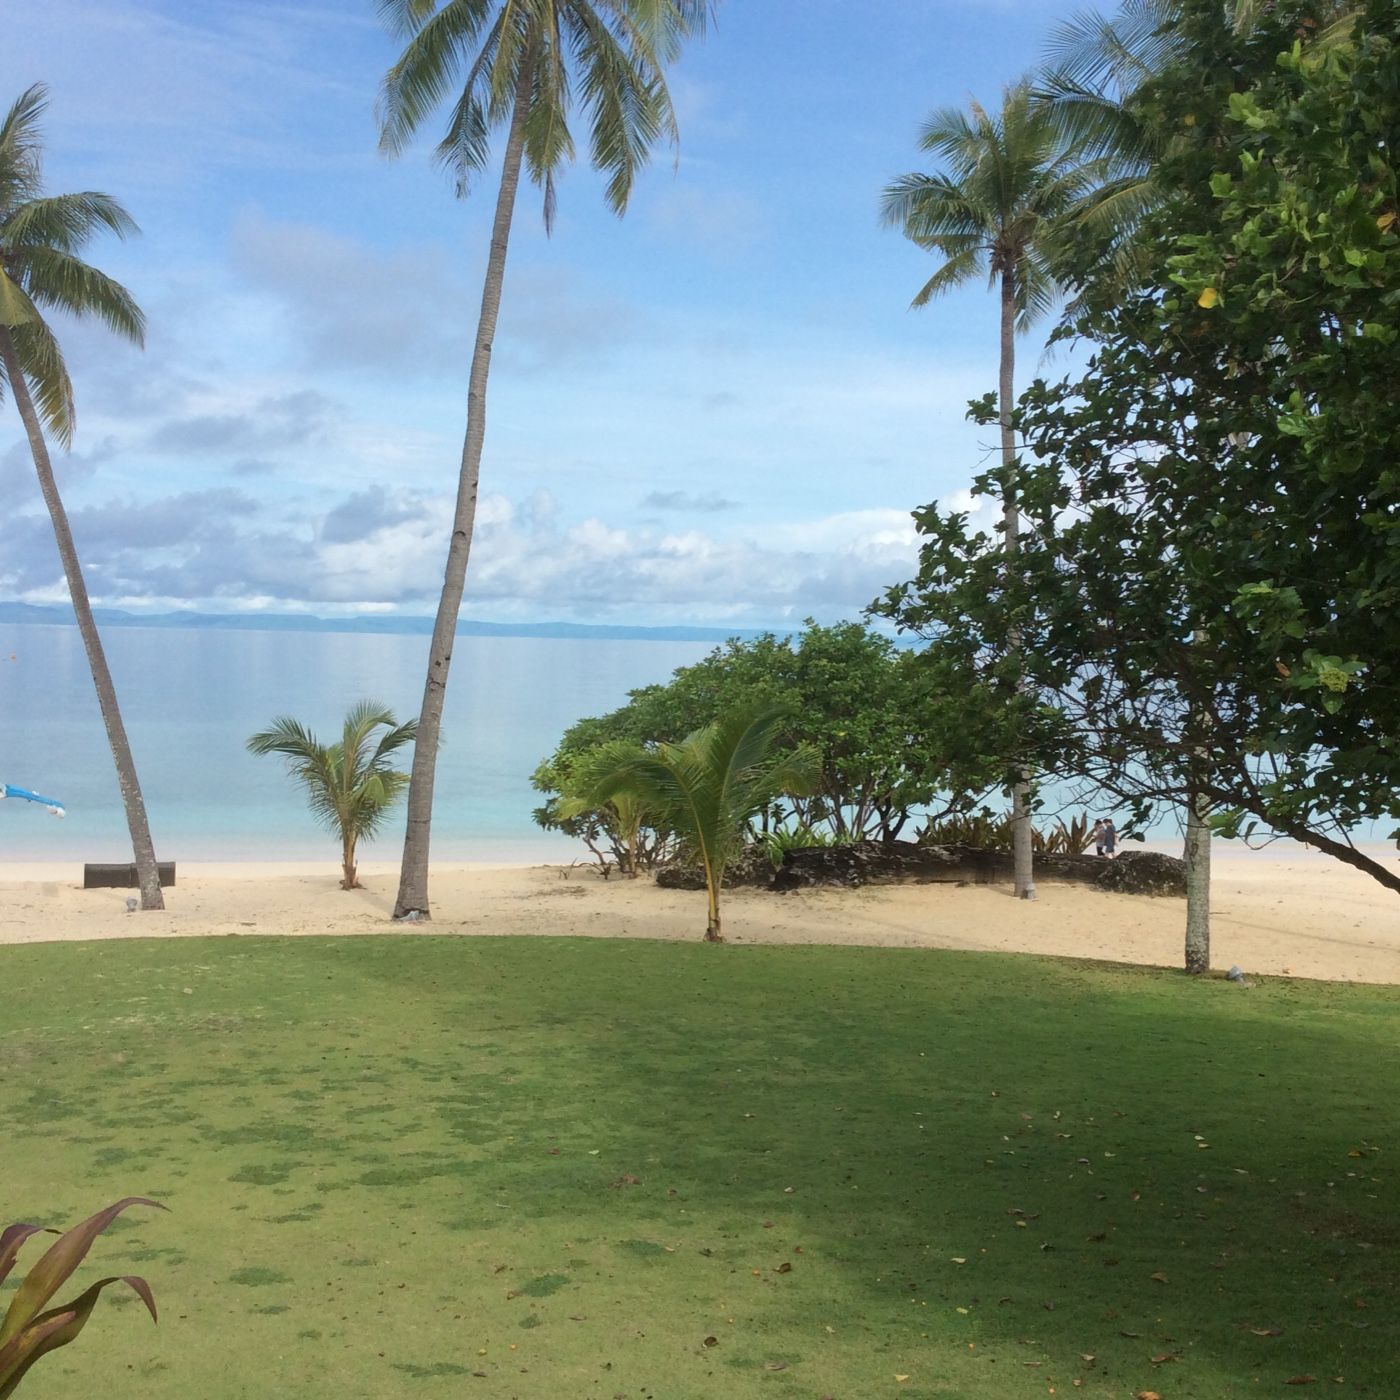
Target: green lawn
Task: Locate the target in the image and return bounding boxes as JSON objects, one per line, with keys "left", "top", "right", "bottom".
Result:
{"left": 1, "top": 935, "right": 1395, "bottom": 1399}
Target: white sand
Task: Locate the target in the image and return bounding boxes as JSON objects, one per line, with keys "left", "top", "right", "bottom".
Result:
{"left": 0, "top": 846, "right": 1395, "bottom": 984}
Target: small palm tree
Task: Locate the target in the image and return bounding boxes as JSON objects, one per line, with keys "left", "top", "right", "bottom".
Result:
{"left": 377, "top": 0, "right": 711, "bottom": 921}
{"left": 247, "top": 703, "right": 418, "bottom": 890}
{"left": 588, "top": 706, "right": 817, "bottom": 942}
{"left": 0, "top": 85, "right": 164, "bottom": 909}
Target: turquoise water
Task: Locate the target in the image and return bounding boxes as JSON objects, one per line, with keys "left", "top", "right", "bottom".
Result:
{"left": 0, "top": 625, "right": 710, "bottom": 863}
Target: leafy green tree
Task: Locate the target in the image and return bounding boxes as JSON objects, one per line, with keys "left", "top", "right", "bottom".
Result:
{"left": 555, "top": 738, "right": 668, "bottom": 877}
{"left": 0, "top": 85, "right": 163, "bottom": 910}
{"left": 882, "top": 0, "right": 1400, "bottom": 926}
{"left": 882, "top": 84, "right": 1099, "bottom": 901}
{"left": 377, "top": 0, "right": 711, "bottom": 921}
{"left": 531, "top": 622, "right": 1006, "bottom": 859}
{"left": 248, "top": 702, "right": 418, "bottom": 891}
{"left": 587, "top": 705, "right": 818, "bottom": 941}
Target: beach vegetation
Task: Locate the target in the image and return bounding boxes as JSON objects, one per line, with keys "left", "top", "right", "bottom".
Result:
{"left": 581, "top": 704, "right": 817, "bottom": 940}
{"left": 375, "top": 0, "right": 712, "bottom": 922}
{"left": 533, "top": 621, "right": 1010, "bottom": 868}
{"left": 879, "top": 0, "right": 1400, "bottom": 939}
{"left": 247, "top": 702, "right": 418, "bottom": 890}
{"left": 0, "top": 84, "right": 164, "bottom": 911}
{"left": 0, "top": 1198, "right": 161, "bottom": 1396}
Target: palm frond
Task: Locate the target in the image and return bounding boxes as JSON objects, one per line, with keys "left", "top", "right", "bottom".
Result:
{"left": 8, "top": 314, "right": 75, "bottom": 446}
{"left": 4, "top": 193, "right": 140, "bottom": 252}
{"left": 16, "top": 247, "right": 145, "bottom": 348}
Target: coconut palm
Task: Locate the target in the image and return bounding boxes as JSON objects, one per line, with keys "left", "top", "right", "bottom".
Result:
{"left": 587, "top": 705, "right": 817, "bottom": 942}
{"left": 0, "top": 84, "right": 163, "bottom": 910}
{"left": 377, "top": 0, "right": 711, "bottom": 920}
{"left": 247, "top": 702, "right": 418, "bottom": 890}
{"left": 881, "top": 83, "right": 1098, "bottom": 901}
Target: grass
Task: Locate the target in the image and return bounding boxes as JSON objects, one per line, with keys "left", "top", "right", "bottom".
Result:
{"left": 0, "top": 934, "right": 1395, "bottom": 1399}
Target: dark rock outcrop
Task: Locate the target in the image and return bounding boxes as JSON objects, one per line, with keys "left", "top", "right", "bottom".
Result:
{"left": 769, "top": 840, "right": 1185, "bottom": 897}
{"left": 655, "top": 847, "right": 775, "bottom": 890}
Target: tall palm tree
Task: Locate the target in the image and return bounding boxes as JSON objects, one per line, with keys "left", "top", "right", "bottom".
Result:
{"left": 882, "top": 83, "right": 1096, "bottom": 902}
{"left": 0, "top": 85, "right": 164, "bottom": 910}
{"left": 377, "top": 0, "right": 711, "bottom": 920}
{"left": 588, "top": 705, "right": 817, "bottom": 941}
{"left": 247, "top": 702, "right": 418, "bottom": 890}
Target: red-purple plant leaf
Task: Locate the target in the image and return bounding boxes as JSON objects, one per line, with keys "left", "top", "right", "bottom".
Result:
{"left": 0, "top": 1198, "right": 164, "bottom": 1350}
{"left": 0, "top": 1274, "right": 156, "bottom": 1399}
{"left": 0, "top": 1228, "right": 46, "bottom": 1290}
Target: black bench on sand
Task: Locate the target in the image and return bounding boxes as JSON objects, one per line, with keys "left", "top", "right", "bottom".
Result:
{"left": 83, "top": 862, "right": 177, "bottom": 889}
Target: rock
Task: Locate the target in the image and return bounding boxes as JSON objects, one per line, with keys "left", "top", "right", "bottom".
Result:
{"left": 656, "top": 846, "right": 775, "bottom": 891}
{"left": 1226, "top": 965, "right": 1245, "bottom": 982}
{"left": 770, "top": 841, "right": 1186, "bottom": 897}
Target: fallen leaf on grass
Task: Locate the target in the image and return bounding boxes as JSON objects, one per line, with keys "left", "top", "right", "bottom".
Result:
{"left": 1149, "top": 1271, "right": 1169, "bottom": 1283}
{"left": 1135, "top": 1392, "right": 1162, "bottom": 1400}
{"left": 895, "top": 1374, "right": 910, "bottom": 1382}
{"left": 701, "top": 1336, "right": 719, "bottom": 1348}
{"left": 762, "top": 1361, "right": 788, "bottom": 1372}
{"left": 1284, "top": 1378, "right": 1317, "bottom": 1387}
{"left": 609, "top": 1175, "right": 641, "bottom": 1188}
{"left": 775, "top": 1261, "right": 792, "bottom": 1274}
{"left": 1249, "top": 1327, "right": 1284, "bottom": 1337}
{"left": 1151, "top": 1352, "right": 1179, "bottom": 1364}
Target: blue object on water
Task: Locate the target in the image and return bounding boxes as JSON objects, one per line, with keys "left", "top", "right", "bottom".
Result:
{"left": 1, "top": 783, "right": 66, "bottom": 817}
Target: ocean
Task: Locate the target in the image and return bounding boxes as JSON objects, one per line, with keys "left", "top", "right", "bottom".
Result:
{"left": 0, "top": 624, "right": 711, "bottom": 864}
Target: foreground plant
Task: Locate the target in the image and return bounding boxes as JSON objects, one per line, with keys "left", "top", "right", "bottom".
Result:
{"left": 0, "top": 1197, "right": 162, "bottom": 1396}
{"left": 247, "top": 702, "right": 418, "bottom": 889}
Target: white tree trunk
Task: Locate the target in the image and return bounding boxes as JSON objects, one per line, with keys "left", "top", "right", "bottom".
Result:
{"left": 1184, "top": 789, "right": 1211, "bottom": 974}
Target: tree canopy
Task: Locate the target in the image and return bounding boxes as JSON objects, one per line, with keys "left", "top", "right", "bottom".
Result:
{"left": 879, "top": 0, "right": 1400, "bottom": 890}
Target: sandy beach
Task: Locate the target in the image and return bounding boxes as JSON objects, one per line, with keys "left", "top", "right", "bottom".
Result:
{"left": 0, "top": 846, "right": 1395, "bottom": 984}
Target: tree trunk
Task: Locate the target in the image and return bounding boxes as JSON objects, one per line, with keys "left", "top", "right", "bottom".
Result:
{"left": 393, "top": 55, "right": 536, "bottom": 920}
{"left": 705, "top": 864, "right": 724, "bottom": 942}
{"left": 1183, "top": 789, "right": 1210, "bottom": 973}
{"left": 342, "top": 831, "right": 358, "bottom": 891}
{"left": 999, "top": 270, "right": 1035, "bottom": 900}
{"left": 0, "top": 327, "right": 164, "bottom": 911}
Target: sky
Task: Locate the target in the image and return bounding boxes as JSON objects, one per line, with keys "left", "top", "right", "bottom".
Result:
{"left": 3, "top": 0, "right": 1088, "bottom": 628}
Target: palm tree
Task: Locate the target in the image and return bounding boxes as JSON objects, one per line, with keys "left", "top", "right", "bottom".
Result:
{"left": 0, "top": 84, "right": 164, "bottom": 910}
{"left": 882, "top": 83, "right": 1096, "bottom": 902}
{"left": 247, "top": 702, "right": 418, "bottom": 890}
{"left": 588, "top": 705, "right": 817, "bottom": 942}
{"left": 377, "top": 0, "right": 711, "bottom": 920}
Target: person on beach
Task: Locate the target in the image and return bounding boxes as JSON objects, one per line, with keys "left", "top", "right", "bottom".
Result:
{"left": 1102, "top": 819, "right": 1119, "bottom": 859}
{"left": 1091, "top": 819, "right": 1107, "bottom": 857}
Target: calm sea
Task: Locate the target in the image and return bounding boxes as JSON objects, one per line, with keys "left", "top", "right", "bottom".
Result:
{"left": 0, "top": 625, "right": 710, "bottom": 863}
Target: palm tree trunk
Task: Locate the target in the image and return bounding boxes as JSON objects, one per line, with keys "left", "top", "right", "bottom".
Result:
{"left": 999, "top": 270, "right": 1035, "bottom": 900}
{"left": 1183, "top": 787, "right": 1210, "bottom": 974}
{"left": 393, "top": 54, "right": 535, "bottom": 920}
{"left": 705, "top": 879, "right": 723, "bottom": 942}
{"left": 0, "top": 327, "right": 164, "bottom": 911}
{"left": 342, "top": 832, "right": 358, "bottom": 891}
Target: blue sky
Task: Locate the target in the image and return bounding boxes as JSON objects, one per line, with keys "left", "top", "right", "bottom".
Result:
{"left": 4, "top": 0, "right": 1085, "bottom": 626}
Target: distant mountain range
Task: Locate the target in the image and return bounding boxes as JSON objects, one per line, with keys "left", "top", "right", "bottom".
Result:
{"left": 0, "top": 600, "right": 779, "bottom": 645}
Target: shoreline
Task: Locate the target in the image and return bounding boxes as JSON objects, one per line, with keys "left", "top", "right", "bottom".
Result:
{"left": 0, "top": 848, "right": 1395, "bottom": 985}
